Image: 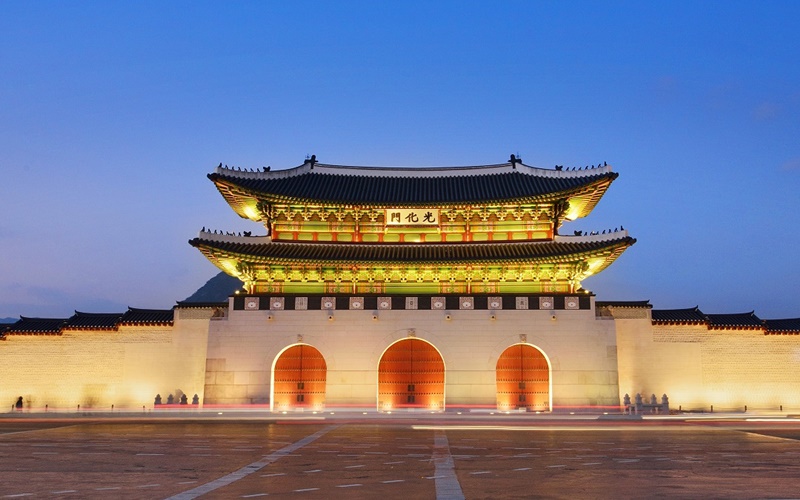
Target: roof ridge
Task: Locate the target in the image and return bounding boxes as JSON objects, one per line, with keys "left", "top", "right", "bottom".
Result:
{"left": 213, "top": 161, "right": 615, "bottom": 180}
{"left": 73, "top": 310, "right": 124, "bottom": 316}
{"left": 125, "top": 306, "right": 175, "bottom": 313}
{"left": 652, "top": 306, "right": 701, "bottom": 312}
{"left": 192, "top": 234, "right": 635, "bottom": 248}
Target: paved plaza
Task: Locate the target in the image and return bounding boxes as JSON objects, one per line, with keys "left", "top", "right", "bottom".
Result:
{"left": 1, "top": 414, "right": 800, "bottom": 499}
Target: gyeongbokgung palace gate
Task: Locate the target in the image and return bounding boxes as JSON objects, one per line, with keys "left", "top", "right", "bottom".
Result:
{"left": 3, "top": 156, "right": 800, "bottom": 412}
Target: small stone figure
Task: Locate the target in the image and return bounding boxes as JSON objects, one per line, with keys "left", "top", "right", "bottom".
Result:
{"left": 154, "top": 394, "right": 162, "bottom": 405}
{"left": 192, "top": 394, "right": 199, "bottom": 405}
{"left": 15, "top": 396, "right": 23, "bottom": 410}
{"left": 167, "top": 394, "right": 174, "bottom": 405}
{"left": 180, "top": 394, "right": 188, "bottom": 405}
{"left": 623, "top": 393, "right": 631, "bottom": 406}
{"left": 650, "top": 394, "right": 657, "bottom": 405}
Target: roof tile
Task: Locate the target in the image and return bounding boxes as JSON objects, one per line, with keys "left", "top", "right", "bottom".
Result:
{"left": 210, "top": 164, "right": 618, "bottom": 205}
{"left": 190, "top": 236, "right": 636, "bottom": 264}
{"left": 63, "top": 311, "right": 123, "bottom": 330}
{"left": 120, "top": 307, "right": 174, "bottom": 325}
{"left": 651, "top": 307, "right": 707, "bottom": 324}
{"left": 5, "top": 317, "right": 67, "bottom": 334}
{"left": 763, "top": 318, "right": 800, "bottom": 334}
{"left": 706, "top": 312, "right": 763, "bottom": 329}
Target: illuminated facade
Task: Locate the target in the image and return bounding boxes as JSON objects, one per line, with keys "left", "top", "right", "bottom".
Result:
{"left": 191, "top": 156, "right": 632, "bottom": 295}
{"left": 2, "top": 157, "right": 798, "bottom": 413}
{"left": 192, "top": 156, "right": 633, "bottom": 411}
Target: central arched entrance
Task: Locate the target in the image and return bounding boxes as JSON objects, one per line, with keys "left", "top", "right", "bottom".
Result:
{"left": 496, "top": 343, "right": 551, "bottom": 411}
{"left": 271, "top": 344, "right": 327, "bottom": 411}
{"left": 378, "top": 338, "right": 445, "bottom": 411}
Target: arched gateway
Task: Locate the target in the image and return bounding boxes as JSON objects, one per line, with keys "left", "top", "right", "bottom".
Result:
{"left": 496, "top": 343, "right": 551, "bottom": 411}
{"left": 271, "top": 344, "right": 327, "bottom": 411}
{"left": 378, "top": 338, "right": 445, "bottom": 411}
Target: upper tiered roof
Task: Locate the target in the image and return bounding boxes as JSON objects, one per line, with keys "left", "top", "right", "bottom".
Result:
{"left": 210, "top": 157, "right": 617, "bottom": 218}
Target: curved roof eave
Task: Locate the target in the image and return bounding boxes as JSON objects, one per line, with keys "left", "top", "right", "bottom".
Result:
{"left": 208, "top": 166, "right": 618, "bottom": 210}
{"left": 189, "top": 235, "right": 635, "bottom": 268}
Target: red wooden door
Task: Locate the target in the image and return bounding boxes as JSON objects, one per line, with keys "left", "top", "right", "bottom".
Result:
{"left": 273, "top": 344, "right": 327, "bottom": 410}
{"left": 378, "top": 339, "right": 444, "bottom": 410}
{"left": 496, "top": 344, "right": 549, "bottom": 411}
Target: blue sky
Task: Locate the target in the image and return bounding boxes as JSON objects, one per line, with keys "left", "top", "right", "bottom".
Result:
{"left": 1, "top": 1, "right": 798, "bottom": 319}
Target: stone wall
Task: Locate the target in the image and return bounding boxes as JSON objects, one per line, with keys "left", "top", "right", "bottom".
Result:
{"left": 204, "top": 298, "right": 620, "bottom": 409}
{"left": 615, "top": 311, "right": 800, "bottom": 410}
{"left": 0, "top": 314, "right": 209, "bottom": 410}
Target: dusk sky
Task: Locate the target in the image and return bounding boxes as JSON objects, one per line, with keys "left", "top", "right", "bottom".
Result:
{"left": 2, "top": 2, "right": 799, "bottom": 319}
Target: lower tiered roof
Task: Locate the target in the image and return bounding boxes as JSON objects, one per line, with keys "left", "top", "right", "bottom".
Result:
{"left": 189, "top": 230, "right": 635, "bottom": 295}
{"left": 190, "top": 232, "right": 635, "bottom": 265}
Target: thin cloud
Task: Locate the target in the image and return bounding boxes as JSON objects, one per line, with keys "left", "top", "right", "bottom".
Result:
{"left": 781, "top": 158, "right": 800, "bottom": 171}
{"left": 753, "top": 101, "right": 780, "bottom": 121}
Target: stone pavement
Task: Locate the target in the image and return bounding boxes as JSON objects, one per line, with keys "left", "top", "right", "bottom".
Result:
{"left": 1, "top": 413, "right": 799, "bottom": 499}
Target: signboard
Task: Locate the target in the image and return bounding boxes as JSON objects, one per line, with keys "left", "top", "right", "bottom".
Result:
{"left": 385, "top": 209, "right": 440, "bottom": 226}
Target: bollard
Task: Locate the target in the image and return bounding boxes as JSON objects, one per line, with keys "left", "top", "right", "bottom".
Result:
{"left": 744, "top": 405, "right": 747, "bottom": 412}
{"left": 45, "top": 404, "right": 48, "bottom": 412}
{"left": 77, "top": 404, "right": 80, "bottom": 412}
{"left": 781, "top": 405, "right": 783, "bottom": 411}
{"left": 710, "top": 405, "right": 713, "bottom": 413}
{"left": 142, "top": 405, "right": 145, "bottom": 413}
{"left": 111, "top": 404, "right": 114, "bottom": 411}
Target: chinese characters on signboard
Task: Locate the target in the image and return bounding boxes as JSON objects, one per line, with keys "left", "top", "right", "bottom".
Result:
{"left": 385, "top": 209, "right": 440, "bottom": 226}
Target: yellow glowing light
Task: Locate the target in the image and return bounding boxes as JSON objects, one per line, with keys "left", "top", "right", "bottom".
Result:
{"left": 242, "top": 205, "right": 260, "bottom": 221}
{"left": 587, "top": 258, "right": 604, "bottom": 271}
{"left": 221, "top": 260, "right": 239, "bottom": 275}
{"left": 564, "top": 201, "right": 581, "bottom": 221}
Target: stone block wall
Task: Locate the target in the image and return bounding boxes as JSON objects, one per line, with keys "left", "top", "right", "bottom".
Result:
{"left": 0, "top": 315, "right": 209, "bottom": 410}
{"left": 615, "top": 310, "right": 800, "bottom": 410}
{"left": 204, "top": 298, "right": 620, "bottom": 409}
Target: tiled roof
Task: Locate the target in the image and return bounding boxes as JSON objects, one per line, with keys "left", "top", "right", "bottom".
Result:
{"left": 63, "top": 311, "right": 123, "bottom": 330}
{"left": 190, "top": 235, "right": 636, "bottom": 265}
{"left": 120, "top": 307, "right": 174, "bottom": 325}
{"left": 5, "top": 317, "right": 66, "bottom": 334}
{"left": 763, "top": 318, "right": 800, "bottom": 334}
{"left": 706, "top": 312, "right": 763, "bottom": 329}
{"left": 175, "top": 301, "right": 229, "bottom": 308}
{"left": 596, "top": 300, "right": 651, "bottom": 308}
{"left": 3, "top": 308, "right": 174, "bottom": 334}
{"left": 651, "top": 307, "right": 707, "bottom": 324}
{"left": 209, "top": 162, "right": 618, "bottom": 206}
